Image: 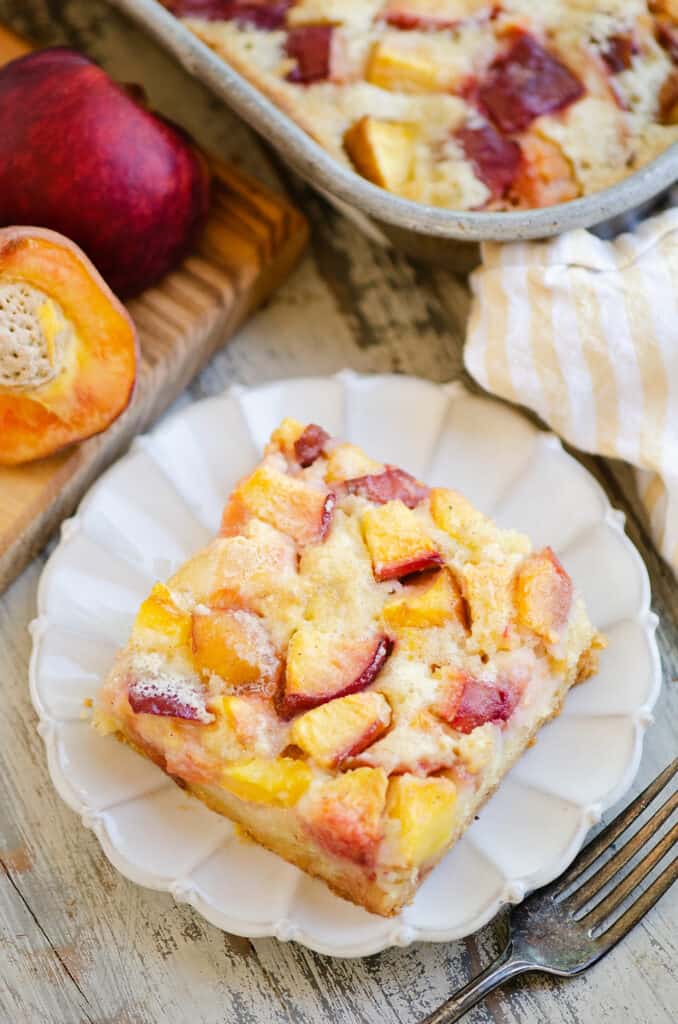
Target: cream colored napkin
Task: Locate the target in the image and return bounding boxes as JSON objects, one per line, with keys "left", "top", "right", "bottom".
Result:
{"left": 465, "top": 209, "right": 678, "bottom": 574}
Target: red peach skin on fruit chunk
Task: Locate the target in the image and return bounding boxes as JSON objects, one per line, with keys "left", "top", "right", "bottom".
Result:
{"left": 478, "top": 34, "right": 584, "bottom": 134}
{"left": 294, "top": 424, "right": 330, "bottom": 467}
{"left": 302, "top": 767, "right": 388, "bottom": 866}
{"left": 456, "top": 123, "right": 522, "bottom": 199}
{"left": 286, "top": 26, "right": 335, "bottom": 83}
{"left": 381, "top": 0, "right": 490, "bottom": 30}
{"left": 362, "top": 500, "right": 442, "bottom": 581}
{"left": 165, "top": 1, "right": 291, "bottom": 27}
{"left": 342, "top": 466, "right": 430, "bottom": 508}
{"left": 434, "top": 670, "right": 522, "bottom": 734}
{"left": 128, "top": 675, "right": 214, "bottom": 723}
{"left": 281, "top": 627, "right": 393, "bottom": 718}
{"left": 289, "top": 691, "right": 392, "bottom": 768}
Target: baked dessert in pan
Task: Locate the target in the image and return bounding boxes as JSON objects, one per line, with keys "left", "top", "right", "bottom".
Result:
{"left": 94, "top": 418, "right": 604, "bottom": 916}
{"left": 161, "top": 1, "right": 678, "bottom": 211}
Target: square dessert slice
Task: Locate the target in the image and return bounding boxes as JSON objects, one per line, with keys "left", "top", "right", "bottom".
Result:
{"left": 94, "top": 418, "right": 604, "bottom": 917}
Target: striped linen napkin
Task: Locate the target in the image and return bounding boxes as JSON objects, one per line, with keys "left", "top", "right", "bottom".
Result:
{"left": 465, "top": 208, "right": 678, "bottom": 575}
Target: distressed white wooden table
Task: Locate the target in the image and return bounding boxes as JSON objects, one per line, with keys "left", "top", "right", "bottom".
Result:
{"left": 0, "top": 3, "right": 676, "bottom": 1022}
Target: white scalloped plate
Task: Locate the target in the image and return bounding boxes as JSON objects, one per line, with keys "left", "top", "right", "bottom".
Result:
{"left": 30, "top": 372, "right": 661, "bottom": 958}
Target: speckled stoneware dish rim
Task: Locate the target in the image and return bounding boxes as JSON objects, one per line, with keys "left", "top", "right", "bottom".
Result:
{"left": 112, "top": 0, "right": 678, "bottom": 241}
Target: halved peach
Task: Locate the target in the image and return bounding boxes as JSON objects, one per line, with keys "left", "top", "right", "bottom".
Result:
{"left": 362, "top": 499, "right": 442, "bottom": 581}
{"left": 281, "top": 625, "right": 393, "bottom": 718}
{"left": 0, "top": 226, "right": 137, "bottom": 464}
{"left": 289, "top": 691, "right": 392, "bottom": 768}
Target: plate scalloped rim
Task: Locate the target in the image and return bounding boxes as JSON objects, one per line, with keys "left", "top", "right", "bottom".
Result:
{"left": 29, "top": 371, "right": 662, "bottom": 958}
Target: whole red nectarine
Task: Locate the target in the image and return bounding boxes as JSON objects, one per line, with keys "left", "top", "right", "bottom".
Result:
{"left": 0, "top": 48, "right": 210, "bottom": 297}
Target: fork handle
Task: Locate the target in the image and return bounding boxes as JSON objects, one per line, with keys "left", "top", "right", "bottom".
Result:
{"left": 421, "top": 943, "right": 533, "bottom": 1024}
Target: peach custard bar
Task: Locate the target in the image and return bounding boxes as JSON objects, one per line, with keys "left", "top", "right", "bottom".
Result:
{"left": 94, "top": 419, "right": 605, "bottom": 917}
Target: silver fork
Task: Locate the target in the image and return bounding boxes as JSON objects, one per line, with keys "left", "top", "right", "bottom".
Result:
{"left": 423, "top": 758, "right": 678, "bottom": 1024}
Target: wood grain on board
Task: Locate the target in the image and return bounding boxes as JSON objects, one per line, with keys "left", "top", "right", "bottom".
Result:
{"left": 0, "top": 23, "right": 308, "bottom": 593}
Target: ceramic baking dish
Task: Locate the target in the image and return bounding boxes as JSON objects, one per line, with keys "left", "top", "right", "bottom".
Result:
{"left": 110, "top": 0, "right": 678, "bottom": 267}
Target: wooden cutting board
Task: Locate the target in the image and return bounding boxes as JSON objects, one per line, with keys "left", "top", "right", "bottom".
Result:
{"left": 0, "top": 25, "right": 308, "bottom": 593}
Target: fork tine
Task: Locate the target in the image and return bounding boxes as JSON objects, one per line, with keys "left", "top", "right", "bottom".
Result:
{"left": 567, "top": 789, "right": 678, "bottom": 911}
{"left": 595, "top": 855, "right": 678, "bottom": 948}
{"left": 551, "top": 758, "right": 677, "bottom": 894}
{"left": 579, "top": 820, "right": 678, "bottom": 929}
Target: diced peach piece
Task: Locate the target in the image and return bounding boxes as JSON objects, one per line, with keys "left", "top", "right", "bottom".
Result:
{"left": 294, "top": 424, "right": 330, "bottom": 467}
{"left": 366, "top": 40, "right": 441, "bottom": 93}
{"left": 433, "top": 669, "right": 522, "bottom": 734}
{"left": 651, "top": 0, "right": 678, "bottom": 21}
{"left": 267, "top": 418, "right": 330, "bottom": 467}
{"left": 191, "top": 608, "right": 280, "bottom": 694}
{"left": 130, "top": 583, "right": 191, "bottom": 650}
{"left": 362, "top": 500, "right": 442, "bottom": 581}
{"left": 354, "top": 711, "right": 456, "bottom": 775}
{"left": 266, "top": 416, "right": 305, "bottom": 458}
{"left": 221, "top": 757, "right": 312, "bottom": 807}
{"left": 127, "top": 674, "right": 214, "bottom": 724}
{"left": 386, "top": 774, "right": 457, "bottom": 868}
{"left": 171, "top": 0, "right": 291, "bottom": 28}
{"left": 344, "top": 116, "right": 418, "bottom": 191}
{"left": 601, "top": 33, "right": 637, "bottom": 74}
{"left": 343, "top": 466, "right": 429, "bottom": 508}
{"left": 210, "top": 695, "right": 274, "bottom": 749}
{"left": 514, "top": 547, "right": 573, "bottom": 642}
{"left": 324, "top": 442, "right": 383, "bottom": 484}
{"left": 382, "top": 568, "right": 467, "bottom": 630}
{"left": 286, "top": 0, "right": 339, "bottom": 26}
{"left": 430, "top": 487, "right": 496, "bottom": 550}
{"left": 281, "top": 626, "right": 393, "bottom": 718}
{"left": 464, "top": 560, "right": 516, "bottom": 653}
{"left": 478, "top": 34, "right": 584, "bottom": 134}
{"left": 303, "top": 767, "right": 388, "bottom": 866}
{"left": 290, "top": 691, "right": 392, "bottom": 768}
{"left": 286, "top": 25, "right": 336, "bottom": 84}
{"left": 659, "top": 69, "right": 678, "bottom": 124}
{"left": 430, "top": 487, "right": 529, "bottom": 556}
{"left": 220, "top": 464, "right": 335, "bottom": 546}
{"left": 381, "top": 0, "right": 489, "bottom": 29}
{"left": 171, "top": 526, "right": 296, "bottom": 609}
{"left": 511, "top": 134, "right": 580, "bottom": 208}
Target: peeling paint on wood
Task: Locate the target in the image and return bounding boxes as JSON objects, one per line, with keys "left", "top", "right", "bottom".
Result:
{"left": 0, "top": 2, "right": 675, "bottom": 1023}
